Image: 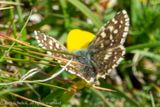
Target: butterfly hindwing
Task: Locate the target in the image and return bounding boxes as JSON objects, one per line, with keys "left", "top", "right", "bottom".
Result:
{"left": 90, "top": 45, "right": 125, "bottom": 78}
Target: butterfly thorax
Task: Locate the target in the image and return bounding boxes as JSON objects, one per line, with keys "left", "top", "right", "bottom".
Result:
{"left": 74, "top": 49, "right": 97, "bottom": 82}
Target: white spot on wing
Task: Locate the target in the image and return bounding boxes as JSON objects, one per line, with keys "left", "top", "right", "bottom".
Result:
{"left": 125, "top": 18, "right": 129, "bottom": 22}
{"left": 125, "top": 21, "right": 129, "bottom": 26}
{"left": 124, "top": 14, "right": 128, "bottom": 18}
{"left": 124, "top": 27, "right": 129, "bottom": 32}
{"left": 104, "top": 54, "right": 110, "bottom": 60}
{"left": 122, "top": 32, "right": 128, "bottom": 37}
{"left": 112, "top": 18, "right": 118, "bottom": 24}
{"left": 122, "top": 49, "right": 125, "bottom": 55}
{"left": 108, "top": 69, "right": 112, "bottom": 73}
{"left": 113, "top": 29, "right": 118, "bottom": 34}
{"left": 112, "top": 64, "right": 117, "bottom": 69}
{"left": 49, "top": 46, "right": 53, "bottom": 49}
{"left": 109, "top": 34, "right": 113, "bottom": 40}
{"left": 120, "top": 20, "right": 123, "bottom": 24}
{"left": 101, "top": 32, "right": 106, "bottom": 38}
{"left": 119, "top": 45, "right": 125, "bottom": 55}
{"left": 44, "top": 35, "right": 47, "bottom": 40}
{"left": 100, "top": 43, "right": 104, "bottom": 48}
{"left": 49, "top": 40, "right": 52, "bottom": 45}
{"left": 108, "top": 26, "right": 114, "bottom": 32}
{"left": 122, "top": 10, "right": 127, "bottom": 14}
{"left": 55, "top": 43, "right": 59, "bottom": 49}
{"left": 41, "top": 39, "right": 44, "bottom": 43}
{"left": 123, "top": 32, "right": 128, "bottom": 37}
{"left": 120, "top": 38, "right": 125, "bottom": 44}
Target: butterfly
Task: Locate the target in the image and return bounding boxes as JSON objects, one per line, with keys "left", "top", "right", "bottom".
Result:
{"left": 34, "top": 10, "right": 129, "bottom": 83}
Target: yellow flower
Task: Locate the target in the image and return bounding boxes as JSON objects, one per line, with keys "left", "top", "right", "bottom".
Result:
{"left": 67, "top": 29, "right": 95, "bottom": 52}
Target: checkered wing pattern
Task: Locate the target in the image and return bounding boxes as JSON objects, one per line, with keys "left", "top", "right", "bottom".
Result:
{"left": 34, "top": 31, "right": 71, "bottom": 60}
{"left": 34, "top": 10, "right": 130, "bottom": 83}
{"left": 34, "top": 31, "right": 87, "bottom": 81}
{"left": 88, "top": 10, "right": 129, "bottom": 78}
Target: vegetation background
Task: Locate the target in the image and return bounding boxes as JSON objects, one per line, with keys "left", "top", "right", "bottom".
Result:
{"left": 0, "top": 0, "right": 160, "bottom": 107}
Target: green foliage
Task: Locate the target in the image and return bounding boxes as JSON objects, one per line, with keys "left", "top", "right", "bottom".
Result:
{"left": 0, "top": 0, "right": 160, "bottom": 107}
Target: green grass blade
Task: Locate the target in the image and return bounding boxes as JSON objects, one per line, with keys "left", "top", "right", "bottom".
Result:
{"left": 126, "top": 42, "right": 160, "bottom": 52}
{"left": 68, "top": 0, "right": 102, "bottom": 28}
{"left": 131, "top": 50, "right": 160, "bottom": 61}
{"left": 150, "top": 91, "right": 156, "bottom": 107}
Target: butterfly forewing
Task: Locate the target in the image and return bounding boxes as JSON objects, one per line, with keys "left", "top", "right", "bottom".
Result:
{"left": 88, "top": 10, "right": 129, "bottom": 78}
{"left": 34, "top": 31, "right": 68, "bottom": 57}
{"left": 89, "top": 10, "right": 129, "bottom": 49}
{"left": 34, "top": 31, "right": 85, "bottom": 79}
